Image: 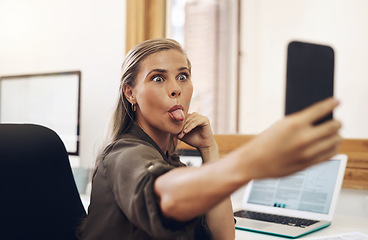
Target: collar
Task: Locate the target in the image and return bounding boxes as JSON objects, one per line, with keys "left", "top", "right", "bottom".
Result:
{"left": 128, "top": 124, "right": 169, "bottom": 162}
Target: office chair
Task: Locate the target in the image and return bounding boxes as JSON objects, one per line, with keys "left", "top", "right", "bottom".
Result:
{"left": 0, "top": 124, "right": 87, "bottom": 240}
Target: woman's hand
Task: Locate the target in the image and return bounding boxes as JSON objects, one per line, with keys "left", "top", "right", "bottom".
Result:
{"left": 177, "top": 113, "right": 220, "bottom": 164}
{"left": 177, "top": 112, "right": 215, "bottom": 149}
{"left": 230, "top": 97, "right": 342, "bottom": 180}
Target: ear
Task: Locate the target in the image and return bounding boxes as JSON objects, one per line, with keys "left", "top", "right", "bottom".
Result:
{"left": 122, "top": 85, "right": 136, "bottom": 104}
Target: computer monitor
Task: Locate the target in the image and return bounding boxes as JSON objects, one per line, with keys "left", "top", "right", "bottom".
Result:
{"left": 0, "top": 71, "right": 81, "bottom": 155}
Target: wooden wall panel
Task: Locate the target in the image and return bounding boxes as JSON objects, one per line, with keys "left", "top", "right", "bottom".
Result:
{"left": 339, "top": 139, "right": 368, "bottom": 189}
{"left": 177, "top": 135, "right": 368, "bottom": 190}
{"left": 126, "top": 0, "right": 166, "bottom": 52}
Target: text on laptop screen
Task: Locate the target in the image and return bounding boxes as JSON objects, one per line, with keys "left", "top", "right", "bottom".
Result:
{"left": 247, "top": 160, "right": 340, "bottom": 214}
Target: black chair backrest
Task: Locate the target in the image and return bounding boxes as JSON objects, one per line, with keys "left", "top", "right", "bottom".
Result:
{"left": 0, "top": 124, "right": 87, "bottom": 240}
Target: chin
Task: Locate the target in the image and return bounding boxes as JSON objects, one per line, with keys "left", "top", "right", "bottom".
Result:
{"left": 167, "top": 122, "right": 184, "bottom": 135}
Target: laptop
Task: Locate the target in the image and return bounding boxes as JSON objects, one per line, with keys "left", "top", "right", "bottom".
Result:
{"left": 234, "top": 154, "right": 347, "bottom": 238}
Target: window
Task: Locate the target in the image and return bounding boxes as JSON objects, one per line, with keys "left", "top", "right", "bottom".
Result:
{"left": 167, "top": 0, "right": 240, "bottom": 133}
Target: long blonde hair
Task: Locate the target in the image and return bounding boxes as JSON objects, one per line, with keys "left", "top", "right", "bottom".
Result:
{"left": 96, "top": 38, "right": 191, "bottom": 169}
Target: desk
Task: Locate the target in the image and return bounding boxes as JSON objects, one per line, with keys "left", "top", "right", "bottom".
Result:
{"left": 232, "top": 188, "right": 368, "bottom": 239}
{"left": 80, "top": 188, "right": 367, "bottom": 239}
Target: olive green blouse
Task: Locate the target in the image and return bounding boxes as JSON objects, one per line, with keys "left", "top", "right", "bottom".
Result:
{"left": 82, "top": 124, "right": 212, "bottom": 240}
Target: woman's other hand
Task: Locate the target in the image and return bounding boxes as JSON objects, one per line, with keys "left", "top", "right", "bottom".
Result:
{"left": 177, "top": 112, "right": 220, "bottom": 163}
{"left": 177, "top": 112, "right": 215, "bottom": 149}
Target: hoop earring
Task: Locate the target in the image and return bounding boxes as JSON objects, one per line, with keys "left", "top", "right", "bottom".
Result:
{"left": 132, "top": 103, "right": 137, "bottom": 112}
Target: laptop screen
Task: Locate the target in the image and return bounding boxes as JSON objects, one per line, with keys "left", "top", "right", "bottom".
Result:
{"left": 247, "top": 160, "right": 340, "bottom": 214}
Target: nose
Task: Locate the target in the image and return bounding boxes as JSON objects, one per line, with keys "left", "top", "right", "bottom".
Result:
{"left": 168, "top": 79, "right": 181, "bottom": 98}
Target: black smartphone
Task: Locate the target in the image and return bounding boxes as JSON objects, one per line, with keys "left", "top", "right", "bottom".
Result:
{"left": 285, "top": 41, "right": 334, "bottom": 125}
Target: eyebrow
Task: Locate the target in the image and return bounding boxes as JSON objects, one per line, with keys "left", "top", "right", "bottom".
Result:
{"left": 178, "top": 67, "right": 190, "bottom": 72}
{"left": 145, "top": 67, "right": 190, "bottom": 78}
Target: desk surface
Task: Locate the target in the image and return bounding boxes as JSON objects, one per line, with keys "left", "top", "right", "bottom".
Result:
{"left": 232, "top": 188, "right": 368, "bottom": 239}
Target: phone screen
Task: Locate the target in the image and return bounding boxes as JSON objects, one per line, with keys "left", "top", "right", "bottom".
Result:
{"left": 285, "top": 41, "right": 334, "bottom": 125}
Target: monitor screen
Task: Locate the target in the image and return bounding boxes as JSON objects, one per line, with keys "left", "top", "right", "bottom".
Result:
{"left": 0, "top": 71, "right": 81, "bottom": 155}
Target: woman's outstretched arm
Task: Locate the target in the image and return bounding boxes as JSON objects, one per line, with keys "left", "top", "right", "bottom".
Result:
{"left": 154, "top": 98, "right": 341, "bottom": 231}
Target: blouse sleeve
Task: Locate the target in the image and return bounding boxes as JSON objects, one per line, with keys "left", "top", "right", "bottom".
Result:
{"left": 100, "top": 140, "right": 203, "bottom": 239}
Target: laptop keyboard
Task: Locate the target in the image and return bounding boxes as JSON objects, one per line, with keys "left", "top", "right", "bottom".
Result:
{"left": 234, "top": 210, "right": 319, "bottom": 228}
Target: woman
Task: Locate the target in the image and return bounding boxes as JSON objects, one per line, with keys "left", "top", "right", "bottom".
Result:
{"left": 82, "top": 38, "right": 341, "bottom": 240}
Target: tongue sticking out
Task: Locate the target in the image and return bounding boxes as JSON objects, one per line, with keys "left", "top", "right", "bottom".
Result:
{"left": 169, "top": 109, "right": 185, "bottom": 121}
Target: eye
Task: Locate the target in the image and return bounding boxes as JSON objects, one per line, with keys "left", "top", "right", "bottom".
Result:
{"left": 152, "top": 75, "right": 164, "bottom": 82}
{"left": 177, "top": 73, "right": 189, "bottom": 81}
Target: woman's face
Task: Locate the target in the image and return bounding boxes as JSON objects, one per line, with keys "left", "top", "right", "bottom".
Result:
{"left": 131, "top": 49, "right": 193, "bottom": 137}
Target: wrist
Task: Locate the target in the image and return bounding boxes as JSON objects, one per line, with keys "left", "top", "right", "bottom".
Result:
{"left": 198, "top": 140, "right": 219, "bottom": 163}
{"left": 222, "top": 145, "right": 255, "bottom": 185}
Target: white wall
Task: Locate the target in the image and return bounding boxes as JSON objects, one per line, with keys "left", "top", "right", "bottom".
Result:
{"left": 0, "top": 0, "right": 126, "bottom": 166}
{"left": 240, "top": 0, "right": 368, "bottom": 138}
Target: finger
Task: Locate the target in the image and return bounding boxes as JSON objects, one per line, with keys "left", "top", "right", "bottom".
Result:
{"left": 177, "top": 113, "right": 199, "bottom": 138}
{"left": 302, "top": 133, "right": 342, "bottom": 161}
{"left": 308, "top": 145, "right": 340, "bottom": 167}
{"left": 179, "top": 115, "right": 209, "bottom": 140}
{"left": 177, "top": 131, "right": 185, "bottom": 139}
{"left": 182, "top": 115, "right": 207, "bottom": 134}
{"left": 308, "top": 119, "right": 342, "bottom": 141}
{"left": 288, "top": 142, "right": 340, "bottom": 176}
{"left": 296, "top": 97, "right": 339, "bottom": 124}
{"left": 182, "top": 113, "right": 206, "bottom": 129}
{"left": 182, "top": 112, "right": 197, "bottom": 125}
